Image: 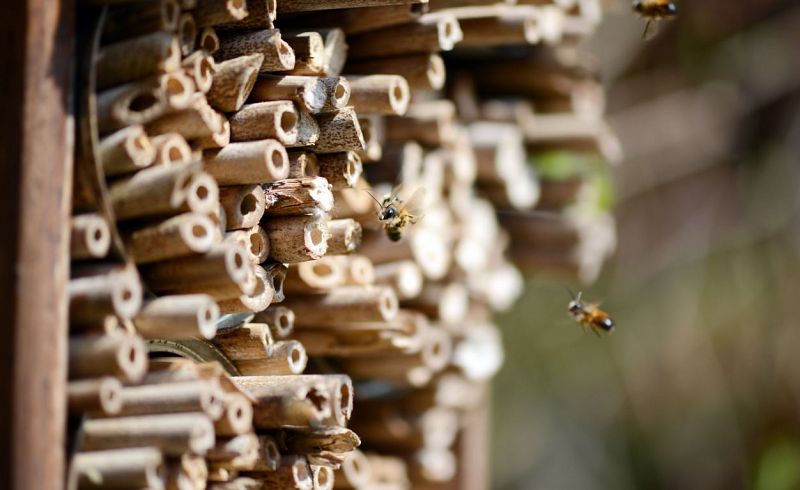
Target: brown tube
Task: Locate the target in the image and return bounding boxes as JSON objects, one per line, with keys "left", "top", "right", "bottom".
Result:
{"left": 96, "top": 32, "right": 181, "bottom": 90}
{"left": 151, "top": 133, "right": 193, "bottom": 166}
{"left": 345, "top": 53, "right": 446, "bottom": 90}
{"left": 68, "top": 377, "right": 124, "bottom": 416}
{"left": 68, "top": 333, "right": 148, "bottom": 383}
{"left": 217, "top": 264, "right": 275, "bottom": 313}
{"left": 134, "top": 294, "right": 220, "bottom": 340}
{"left": 287, "top": 150, "right": 318, "bottom": 178}
{"left": 126, "top": 212, "right": 218, "bottom": 264}
{"left": 225, "top": 226, "right": 270, "bottom": 264}
{"left": 205, "top": 139, "right": 289, "bottom": 185}
{"left": 326, "top": 218, "right": 362, "bottom": 254}
{"left": 117, "top": 380, "right": 225, "bottom": 420}
{"left": 198, "top": 26, "right": 220, "bottom": 53}
{"left": 99, "top": 125, "right": 156, "bottom": 176}
{"left": 263, "top": 177, "right": 334, "bottom": 216}
{"left": 234, "top": 340, "right": 307, "bottom": 375}
{"left": 263, "top": 215, "right": 329, "bottom": 263}
{"left": 70, "top": 214, "right": 111, "bottom": 260}
{"left": 207, "top": 54, "right": 264, "bottom": 112}
{"left": 80, "top": 413, "right": 216, "bottom": 456}
{"left": 347, "top": 75, "right": 410, "bottom": 116}
{"left": 347, "top": 16, "right": 463, "bottom": 59}
{"left": 229, "top": 101, "right": 299, "bottom": 145}
{"left": 282, "top": 31, "right": 325, "bottom": 75}
{"left": 69, "top": 263, "right": 143, "bottom": 324}
{"left": 320, "top": 76, "right": 351, "bottom": 111}
{"left": 211, "top": 323, "right": 271, "bottom": 360}
{"left": 194, "top": 0, "right": 249, "bottom": 27}
{"left": 71, "top": 447, "right": 165, "bottom": 490}
{"left": 314, "top": 107, "right": 366, "bottom": 154}
{"left": 252, "top": 305, "right": 295, "bottom": 338}
{"left": 281, "top": 285, "right": 398, "bottom": 326}
{"left": 283, "top": 257, "right": 345, "bottom": 294}
{"left": 182, "top": 50, "right": 215, "bottom": 93}
{"left": 216, "top": 29, "right": 296, "bottom": 72}
{"left": 317, "top": 152, "right": 362, "bottom": 190}
{"left": 232, "top": 377, "right": 331, "bottom": 428}
{"left": 249, "top": 75, "right": 327, "bottom": 114}
{"left": 219, "top": 185, "right": 267, "bottom": 230}
{"left": 215, "top": 393, "right": 254, "bottom": 436}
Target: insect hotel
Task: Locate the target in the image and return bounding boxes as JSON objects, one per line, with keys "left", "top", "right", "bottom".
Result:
{"left": 1, "top": 0, "right": 618, "bottom": 488}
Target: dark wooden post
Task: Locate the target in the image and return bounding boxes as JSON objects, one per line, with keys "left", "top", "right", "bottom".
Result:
{"left": 0, "top": 0, "right": 74, "bottom": 488}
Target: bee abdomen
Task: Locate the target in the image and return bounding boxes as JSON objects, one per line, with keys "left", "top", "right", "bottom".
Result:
{"left": 387, "top": 228, "right": 403, "bottom": 241}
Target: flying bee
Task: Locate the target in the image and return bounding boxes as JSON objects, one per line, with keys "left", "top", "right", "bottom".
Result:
{"left": 632, "top": 0, "right": 678, "bottom": 40}
{"left": 369, "top": 186, "right": 425, "bottom": 242}
{"left": 567, "top": 289, "right": 615, "bottom": 336}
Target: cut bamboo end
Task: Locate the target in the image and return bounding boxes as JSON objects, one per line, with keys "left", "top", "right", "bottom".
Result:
{"left": 97, "top": 32, "right": 181, "bottom": 90}
{"left": 182, "top": 50, "right": 215, "bottom": 94}
{"left": 178, "top": 13, "right": 198, "bottom": 56}
{"left": 100, "top": 125, "right": 157, "bottom": 176}
{"left": 320, "top": 77, "right": 351, "bottom": 111}
{"left": 233, "top": 377, "right": 332, "bottom": 428}
{"left": 331, "top": 182, "right": 376, "bottom": 218}
{"left": 250, "top": 75, "right": 327, "bottom": 114}
{"left": 411, "top": 448, "right": 456, "bottom": 482}
{"left": 312, "top": 465, "right": 334, "bottom": 490}
{"left": 348, "top": 75, "right": 410, "bottom": 116}
{"left": 218, "top": 264, "right": 275, "bottom": 313}
{"left": 317, "top": 152, "right": 362, "bottom": 191}
{"left": 288, "top": 150, "right": 318, "bottom": 178}
{"left": 229, "top": 101, "right": 299, "bottom": 145}
{"left": 185, "top": 171, "right": 222, "bottom": 215}
{"left": 117, "top": 380, "right": 225, "bottom": 420}
{"left": 126, "top": 212, "right": 218, "bottom": 264}
{"left": 457, "top": 10, "right": 542, "bottom": 47}
{"left": 334, "top": 449, "right": 372, "bottom": 489}
{"left": 266, "top": 263, "right": 288, "bottom": 302}
{"left": 68, "top": 377, "right": 124, "bottom": 416}
{"left": 314, "top": 107, "right": 365, "bottom": 154}
{"left": 71, "top": 448, "right": 165, "bottom": 490}
{"left": 212, "top": 323, "right": 270, "bottom": 361}
{"left": 146, "top": 93, "right": 225, "bottom": 143}
{"left": 199, "top": 26, "right": 220, "bottom": 53}
{"left": 226, "top": 226, "right": 270, "bottom": 264}
{"left": 215, "top": 393, "right": 254, "bottom": 436}
{"left": 346, "top": 52, "right": 446, "bottom": 91}
{"left": 194, "top": 0, "right": 249, "bottom": 27}
{"left": 254, "top": 435, "right": 281, "bottom": 472}
{"left": 374, "top": 260, "right": 423, "bottom": 299}
{"left": 216, "top": 29, "right": 296, "bottom": 73}
{"left": 347, "top": 16, "right": 463, "bottom": 59}
{"left": 140, "top": 243, "right": 253, "bottom": 298}
{"left": 134, "top": 294, "right": 220, "bottom": 340}
{"left": 326, "top": 218, "right": 362, "bottom": 255}
{"left": 96, "top": 78, "right": 168, "bottom": 135}
{"left": 207, "top": 54, "right": 264, "bottom": 113}
{"left": 235, "top": 340, "right": 308, "bottom": 375}
{"left": 253, "top": 305, "right": 295, "bottom": 338}
{"left": 284, "top": 257, "right": 346, "bottom": 293}
{"left": 219, "top": 185, "right": 267, "bottom": 230}
{"left": 151, "top": 133, "right": 192, "bottom": 166}
{"left": 282, "top": 285, "right": 399, "bottom": 325}
{"left": 110, "top": 160, "right": 202, "bottom": 220}
{"left": 263, "top": 177, "right": 334, "bottom": 216}
{"left": 70, "top": 214, "right": 111, "bottom": 260}
{"left": 68, "top": 333, "right": 148, "bottom": 383}
{"left": 252, "top": 456, "right": 313, "bottom": 490}
{"left": 205, "top": 139, "right": 289, "bottom": 185}
{"left": 357, "top": 116, "right": 384, "bottom": 162}
{"left": 69, "top": 263, "right": 144, "bottom": 324}
{"left": 292, "top": 110, "right": 322, "bottom": 148}
{"left": 101, "top": 0, "right": 180, "bottom": 43}
{"left": 341, "top": 255, "right": 375, "bottom": 286}
{"left": 80, "top": 413, "right": 216, "bottom": 456}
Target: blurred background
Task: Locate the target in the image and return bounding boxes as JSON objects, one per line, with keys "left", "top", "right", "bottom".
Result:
{"left": 492, "top": 0, "right": 800, "bottom": 488}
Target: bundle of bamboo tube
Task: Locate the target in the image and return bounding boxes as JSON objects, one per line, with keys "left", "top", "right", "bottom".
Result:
{"left": 67, "top": 0, "right": 617, "bottom": 488}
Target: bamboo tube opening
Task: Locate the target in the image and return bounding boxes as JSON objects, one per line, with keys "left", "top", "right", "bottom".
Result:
{"left": 427, "top": 54, "right": 446, "bottom": 90}
{"left": 268, "top": 265, "right": 288, "bottom": 302}
{"left": 293, "top": 459, "right": 312, "bottom": 488}
{"left": 423, "top": 328, "right": 452, "bottom": 372}
{"left": 288, "top": 342, "right": 306, "bottom": 372}
{"left": 185, "top": 172, "right": 219, "bottom": 214}
{"left": 153, "top": 133, "right": 192, "bottom": 165}
{"left": 347, "top": 256, "right": 374, "bottom": 286}
{"left": 265, "top": 306, "right": 294, "bottom": 337}
{"left": 281, "top": 110, "right": 298, "bottom": 133}
{"left": 121, "top": 335, "right": 148, "bottom": 379}
{"left": 195, "top": 55, "right": 215, "bottom": 93}
{"left": 339, "top": 382, "right": 352, "bottom": 421}
{"left": 164, "top": 0, "right": 180, "bottom": 27}
{"left": 102, "top": 380, "right": 122, "bottom": 411}
{"left": 380, "top": 287, "right": 400, "bottom": 320}
{"left": 128, "top": 92, "right": 161, "bottom": 114}
{"left": 71, "top": 214, "right": 111, "bottom": 259}
{"left": 313, "top": 465, "right": 333, "bottom": 490}
{"left": 269, "top": 144, "right": 289, "bottom": 175}
{"left": 178, "top": 15, "right": 197, "bottom": 57}
{"left": 117, "top": 273, "right": 144, "bottom": 321}
{"left": 249, "top": 231, "right": 268, "bottom": 259}
{"left": 309, "top": 226, "right": 325, "bottom": 246}
{"left": 438, "top": 17, "right": 463, "bottom": 50}
{"left": 264, "top": 438, "right": 280, "bottom": 467}
{"left": 199, "top": 27, "right": 219, "bottom": 53}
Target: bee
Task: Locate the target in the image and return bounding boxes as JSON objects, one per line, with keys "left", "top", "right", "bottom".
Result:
{"left": 632, "top": 0, "right": 678, "bottom": 40}
{"left": 370, "top": 186, "right": 425, "bottom": 242}
{"left": 567, "top": 289, "right": 615, "bottom": 336}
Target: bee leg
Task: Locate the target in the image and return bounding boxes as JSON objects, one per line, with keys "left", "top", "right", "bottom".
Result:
{"left": 591, "top": 326, "right": 602, "bottom": 338}
{"left": 642, "top": 19, "right": 653, "bottom": 39}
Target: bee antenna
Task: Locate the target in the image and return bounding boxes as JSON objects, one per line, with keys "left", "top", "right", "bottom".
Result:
{"left": 364, "top": 190, "right": 383, "bottom": 207}
{"left": 565, "top": 286, "right": 576, "bottom": 300}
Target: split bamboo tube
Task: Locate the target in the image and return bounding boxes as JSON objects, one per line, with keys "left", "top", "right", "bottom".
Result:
{"left": 347, "top": 75, "right": 410, "bottom": 116}
{"left": 292, "top": 110, "right": 321, "bottom": 148}
{"left": 281, "top": 285, "right": 399, "bottom": 325}
{"left": 216, "top": 29, "right": 296, "bottom": 72}
{"left": 182, "top": 50, "right": 215, "bottom": 93}
{"left": 146, "top": 94, "right": 225, "bottom": 143}
{"left": 234, "top": 340, "right": 308, "bottom": 375}
{"left": 69, "top": 263, "right": 143, "bottom": 324}
{"left": 68, "top": 377, "right": 124, "bottom": 416}
{"left": 229, "top": 101, "right": 299, "bottom": 145}
{"left": 263, "top": 214, "right": 329, "bottom": 263}
{"left": 312, "top": 465, "right": 335, "bottom": 490}
{"left": 288, "top": 150, "right": 319, "bottom": 178}
{"left": 212, "top": 323, "right": 270, "bottom": 360}
{"left": 225, "top": 226, "right": 270, "bottom": 264}
{"left": 282, "top": 32, "right": 325, "bottom": 75}
{"left": 96, "top": 32, "right": 181, "bottom": 90}
{"left": 198, "top": 26, "right": 220, "bottom": 53}
{"left": 151, "top": 133, "right": 192, "bottom": 166}
{"left": 283, "top": 257, "right": 345, "bottom": 294}
{"left": 205, "top": 139, "right": 289, "bottom": 185}
{"left": 374, "top": 260, "right": 424, "bottom": 299}
{"left": 99, "top": 125, "right": 156, "bottom": 176}
{"left": 68, "top": 333, "right": 148, "bottom": 383}
{"left": 317, "top": 152, "right": 362, "bottom": 190}
{"left": 194, "top": 0, "right": 248, "bottom": 27}
{"left": 167, "top": 455, "right": 209, "bottom": 489}
{"left": 96, "top": 74, "right": 187, "bottom": 134}
{"left": 249, "top": 75, "right": 327, "bottom": 113}
{"left": 134, "top": 294, "right": 220, "bottom": 339}
{"left": 402, "top": 282, "right": 469, "bottom": 325}
{"left": 219, "top": 185, "right": 267, "bottom": 230}
{"left": 326, "top": 218, "right": 362, "bottom": 254}
{"left": 197, "top": 117, "right": 232, "bottom": 150}
{"left": 101, "top": 0, "right": 180, "bottom": 43}
{"left": 320, "top": 77, "right": 351, "bottom": 112}
{"left": 140, "top": 242, "right": 254, "bottom": 299}
{"left": 215, "top": 0, "right": 277, "bottom": 31}
{"left": 314, "top": 107, "right": 366, "bottom": 154}
{"left": 277, "top": 0, "right": 421, "bottom": 13}
{"left": 333, "top": 450, "right": 372, "bottom": 489}
{"left": 339, "top": 254, "right": 375, "bottom": 286}
{"left": 280, "top": 427, "right": 360, "bottom": 456}
{"left": 207, "top": 54, "right": 264, "bottom": 112}
{"left": 263, "top": 177, "right": 333, "bottom": 216}
{"left": 215, "top": 393, "right": 255, "bottom": 436}
{"left": 346, "top": 53, "right": 446, "bottom": 91}
{"left": 232, "top": 376, "right": 332, "bottom": 428}
{"left": 126, "top": 212, "right": 218, "bottom": 264}
{"left": 253, "top": 305, "right": 295, "bottom": 338}
{"left": 266, "top": 263, "right": 288, "bottom": 302}
{"left": 70, "top": 214, "right": 111, "bottom": 260}
{"left": 80, "top": 413, "right": 216, "bottom": 456}
{"left": 178, "top": 13, "right": 198, "bottom": 56}
{"left": 246, "top": 456, "right": 312, "bottom": 490}
{"left": 109, "top": 160, "right": 204, "bottom": 220}
{"left": 385, "top": 100, "right": 457, "bottom": 146}
{"left": 70, "top": 448, "right": 165, "bottom": 490}
{"left": 347, "top": 15, "right": 463, "bottom": 59}
{"left": 206, "top": 432, "right": 259, "bottom": 469}
{"left": 117, "top": 380, "right": 225, "bottom": 419}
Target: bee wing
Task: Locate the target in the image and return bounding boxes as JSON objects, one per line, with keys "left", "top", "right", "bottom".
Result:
{"left": 642, "top": 19, "right": 659, "bottom": 40}
{"left": 399, "top": 187, "right": 427, "bottom": 216}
